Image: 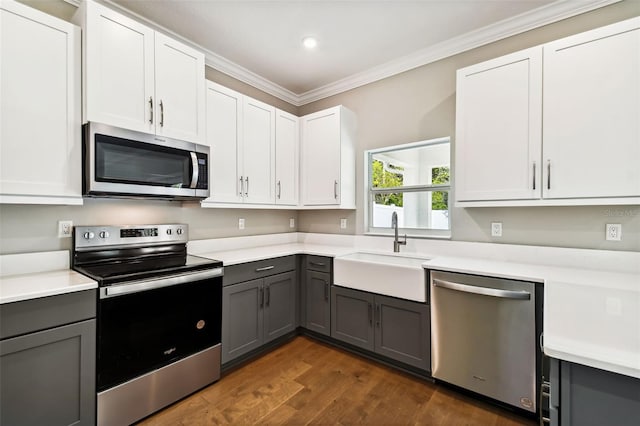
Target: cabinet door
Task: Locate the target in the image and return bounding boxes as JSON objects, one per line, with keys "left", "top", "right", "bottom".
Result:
{"left": 242, "top": 97, "right": 275, "bottom": 204}
{"left": 543, "top": 18, "right": 640, "bottom": 199}
{"left": 0, "top": 0, "right": 82, "bottom": 204}
{"left": 275, "top": 109, "right": 299, "bottom": 205}
{"left": 374, "top": 295, "right": 430, "bottom": 370}
{"left": 0, "top": 319, "right": 95, "bottom": 426}
{"left": 222, "top": 279, "right": 263, "bottom": 364}
{"left": 331, "top": 286, "right": 375, "bottom": 351}
{"left": 455, "top": 47, "right": 542, "bottom": 202}
{"left": 84, "top": 0, "right": 155, "bottom": 134}
{"left": 205, "top": 82, "right": 243, "bottom": 203}
{"left": 305, "top": 270, "right": 331, "bottom": 336}
{"left": 301, "top": 107, "right": 341, "bottom": 205}
{"left": 154, "top": 32, "right": 205, "bottom": 143}
{"left": 264, "top": 271, "right": 296, "bottom": 343}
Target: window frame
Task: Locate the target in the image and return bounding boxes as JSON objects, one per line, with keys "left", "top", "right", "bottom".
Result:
{"left": 364, "top": 137, "right": 452, "bottom": 239}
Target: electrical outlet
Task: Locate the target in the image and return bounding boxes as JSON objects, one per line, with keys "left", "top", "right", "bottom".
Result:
{"left": 58, "top": 220, "right": 73, "bottom": 238}
{"left": 606, "top": 224, "right": 621, "bottom": 241}
{"left": 238, "top": 218, "right": 245, "bottom": 230}
{"left": 340, "top": 218, "right": 347, "bottom": 229}
{"left": 491, "top": 222, "right": 502, "bottom": 237}
{"left": 289, "top": 218, "right": 295, "bottom": 228}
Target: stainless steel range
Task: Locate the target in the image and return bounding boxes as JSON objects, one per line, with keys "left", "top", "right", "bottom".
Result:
{"left": 72, "top": 224, "right": 223, "bottom": 426}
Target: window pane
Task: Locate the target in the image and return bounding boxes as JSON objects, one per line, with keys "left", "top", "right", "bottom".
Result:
{"left": 371, "top": 191, "right": 450, "bottom": 230}
{"left": 371, "top": 143, "right": 450, "bottom": 188}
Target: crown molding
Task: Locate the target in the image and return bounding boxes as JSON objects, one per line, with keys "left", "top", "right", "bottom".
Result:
{"left": 66, "top": 0, "right": 621, "bottom": 107}
{"left": 295, "top": 0, "right": 623, "bottom": 105}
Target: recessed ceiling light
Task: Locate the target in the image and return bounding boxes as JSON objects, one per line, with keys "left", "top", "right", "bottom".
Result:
{"left": 302, "top": 36, "right": 317, "bottom": 49}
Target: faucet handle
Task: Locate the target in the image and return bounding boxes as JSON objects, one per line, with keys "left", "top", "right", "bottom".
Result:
{"left": 400, "top": 234, "right": 407, "bottom": 245}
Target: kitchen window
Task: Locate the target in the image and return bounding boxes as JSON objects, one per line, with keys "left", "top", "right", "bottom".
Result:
{"left": 365, "top": 137, "right": 451, "bottom": 238}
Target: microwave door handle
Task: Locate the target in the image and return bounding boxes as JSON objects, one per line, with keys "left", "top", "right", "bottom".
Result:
{"left": 189, "top": 152, "right": 199, "bottom": 189}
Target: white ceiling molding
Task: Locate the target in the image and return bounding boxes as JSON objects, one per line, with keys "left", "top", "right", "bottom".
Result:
{"left": 296, "top": 0, "right": 623, "bottom": 105}
{"left": 67, "top": 0, "right": 621, "bottom": 107}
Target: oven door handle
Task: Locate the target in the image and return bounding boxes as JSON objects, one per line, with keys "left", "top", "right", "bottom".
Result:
{"left": 101, "top": 267, "right": 223, "bottom": 299}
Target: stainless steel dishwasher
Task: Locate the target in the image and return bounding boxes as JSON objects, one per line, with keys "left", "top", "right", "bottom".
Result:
{"left": 430, "top": 270, "right": 537, "bottom": 413}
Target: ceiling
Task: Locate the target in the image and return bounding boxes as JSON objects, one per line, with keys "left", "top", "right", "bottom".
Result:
{"left": 105, "top": 0, "right": 619, "bottom": 105}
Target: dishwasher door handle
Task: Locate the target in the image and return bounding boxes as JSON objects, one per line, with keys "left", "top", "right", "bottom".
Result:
{"left": 433, "top": 279, "right": 530, "bottom": 300}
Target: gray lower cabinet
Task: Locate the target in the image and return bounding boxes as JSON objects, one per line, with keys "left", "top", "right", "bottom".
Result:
{"left": 0, "top": 290, "right": 97, "bottom": 426}
{"left": 305, "top": 269, "right": 331, "bottom": 336}
{"left": 550, "top": 358, "right": 640, "bottom": 426}
{"left": 222, "top": 269, "right": 296, "bottom": 364}
{"left": 331, "top": 286, "right": 430, "bottom": 371}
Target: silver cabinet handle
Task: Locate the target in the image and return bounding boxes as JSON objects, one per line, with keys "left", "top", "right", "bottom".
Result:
{"left": 101, "top": 268, "right": 223, "bottom": 299}
{"left": 547, "top": 160, "right": 551, "bottom": 190}
{"left": 245, "top": 177, "right": 249, "bottom": 197}
{"left": 259, "top": 287, "right": 264, "bottom": 308}
{"left": 532, "top": 162, "right": 536, "bottom": 190}
{"left": 255, "top": 265, "right": 274, "bottom": 272}
{"left": 368, "top": 303, "right": 372, "bottom": 326}
{"left": 324, "top": 281, "right": 329, "bottom": 301}
{"left": 376, "top": 304, "right": 380, "bottom": 327}
{"left": 334, "top": 180, "right": 338, "bottom": 199}
{"left": 149, "top": 96, "right": 154, "bottom": 124}
{"left": 265, "top": 285, "right": 270, "bottom": 307}
{"left": 239, "top": 176, "right": 244, "bottom": 196}
{"left": 189, "top": 152, "right": 199, "bottom": 189}
{"left": 277, "top": 180, "right": 281, "bottom": 199}
{"left": 159, "top": 100, "right": 164, "bottom": 127}
{"left": 433, "top": 279, "right": 530, "bottom": 300}
{"left": 309, "top": 261, "right": 325, "bottom": 267}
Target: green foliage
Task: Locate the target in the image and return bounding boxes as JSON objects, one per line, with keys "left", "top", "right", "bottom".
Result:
{"left": 371, "top": 160, "right": 404, "bottom": 206}
{"left": 431, "top": 167, "right": 450, "bottom": 210}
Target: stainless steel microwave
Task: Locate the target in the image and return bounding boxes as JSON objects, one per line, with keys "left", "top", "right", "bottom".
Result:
{"left": 83, "top": 122, "right": 209, "bottom": 200}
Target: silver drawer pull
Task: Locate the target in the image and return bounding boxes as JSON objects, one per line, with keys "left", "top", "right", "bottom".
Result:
{"left": 309, "top": 261, "right": 326, "bottom": 267}
{"left": 255, "top": 265, "right": 275, "bottom": 272}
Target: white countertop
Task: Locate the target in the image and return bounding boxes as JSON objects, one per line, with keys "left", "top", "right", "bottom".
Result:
{"left": 194, "top": 242, "right": 354, "bottom": 265}
{"left": 0, "top": 251, "right": 97, "bottom": 304}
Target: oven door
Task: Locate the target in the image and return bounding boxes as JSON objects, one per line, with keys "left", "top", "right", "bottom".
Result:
{"left": 97, "top": 269, "right": 222, "bottom": 391}
{"left": 84, "top": 122, "right": 209, "bottom": 199}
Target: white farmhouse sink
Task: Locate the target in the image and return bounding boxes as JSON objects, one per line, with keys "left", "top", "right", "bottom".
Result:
{"left": 333, "top": 251, "right": 429, "bottom": 302}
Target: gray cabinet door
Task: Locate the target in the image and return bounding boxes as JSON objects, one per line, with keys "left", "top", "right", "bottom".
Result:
{"left": 305, "top": 270, "right": 331, "bottom": 336}
{"left": 331, "top": 286, "right": 375, "bottom": 351}
{"left": 0, "top": 319, "right": 96, "bottom": 426}
{"left": 374, "top": 294, "right": 430, "bottom": 370}
{"left": 222, "top": 278, "right": 264, "bottom": 363}
{"left": 264, "top": 271, "right": 296, "bottom": 343}
{"left": 558, "top": 360, "right": 640, "bottom": 426}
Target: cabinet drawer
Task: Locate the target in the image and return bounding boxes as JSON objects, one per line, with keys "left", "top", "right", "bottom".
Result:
{"left": 0, "top": 290, "right": 96, "bottom": 340}
{"left": 306, "top": 255, "right": 331, "bottom": 273}
{"left": 223, "top": 255, "right": 296, "bottom": 286}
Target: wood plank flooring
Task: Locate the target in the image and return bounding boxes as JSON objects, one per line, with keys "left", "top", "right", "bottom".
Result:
{"left": 139, "top": 336, "right": 536, "bottom": 425}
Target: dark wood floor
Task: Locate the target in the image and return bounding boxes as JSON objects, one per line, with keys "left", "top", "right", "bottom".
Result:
{"left": 139, "top": 336, "right": 536, "bottom": 425}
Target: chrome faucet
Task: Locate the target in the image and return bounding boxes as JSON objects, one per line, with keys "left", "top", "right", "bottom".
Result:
{"left": 391, "top": 211, "right": 407, "bottom": 252}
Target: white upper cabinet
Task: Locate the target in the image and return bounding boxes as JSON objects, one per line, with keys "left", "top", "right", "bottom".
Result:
{"left": 205, "top": 81, "right": 243, "bottom": 204}
{"left": 275, "top": 109, "right": 299, "bottom": 206}
{"left": 301, "top": 106, "right": 356, "bottom": 208}
{"left": 202, "top": 81, "right": 278, "bottom": 206}
{"left": 455, "top": 47, "right": 542, "bottom": 202}
{"left": 242, "top": 97, "right": 275, "bottom": 204}
{"left": 455, "top": 16, "right": 640, "bottom": 206}
{"left": 0, "top": 0, "right": 82, "bottom": 205}
{"left": 542, "top": 17, "right": 640, "bottom": 200}
{"left": 76, "top": 0, "right": 205, "bottom": 143}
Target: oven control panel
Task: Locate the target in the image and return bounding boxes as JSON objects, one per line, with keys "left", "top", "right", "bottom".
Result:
{"left": 74, "top": 224, "right": 188, "bottom": 249}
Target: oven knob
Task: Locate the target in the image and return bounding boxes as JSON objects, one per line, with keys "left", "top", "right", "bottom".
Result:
{"left": 166, "top": 229, "right": 172, "bottom": 235}
{"left": 176, "top": 228, "right": 183, "bottom": 235}
{"left": 99, "top": 231, "right": 110, "bottom": 239}
{"left": 83, "top": 232, "right": 95, "bottom": 240}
